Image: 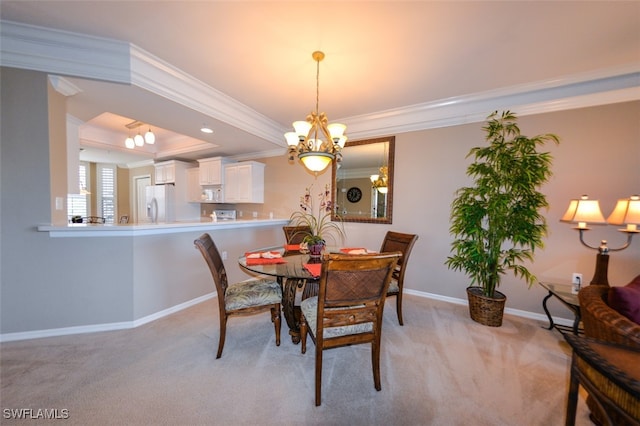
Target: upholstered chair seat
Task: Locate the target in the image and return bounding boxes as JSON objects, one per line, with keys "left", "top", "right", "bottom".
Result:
{"left": 301, "top": 297, "right": 372, "bottom": 338}
{"left": 225, "top": 278, "right": 282, "bottom": 311}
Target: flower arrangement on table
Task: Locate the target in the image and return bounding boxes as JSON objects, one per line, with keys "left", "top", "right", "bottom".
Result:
{"left": 289, "top": 184, "right": 345, "bottom": 255}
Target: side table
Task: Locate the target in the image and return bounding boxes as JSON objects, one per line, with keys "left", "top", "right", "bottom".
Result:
{"left": 564, "top": 333, "right": 640, "bottom": 426}
{"left": 539, "top": 282, "right": 581, "bottom": 335}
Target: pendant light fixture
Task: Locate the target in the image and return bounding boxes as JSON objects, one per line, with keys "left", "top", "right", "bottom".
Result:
{"left": 144, "top": 127, "right": 155, "bottom": 144}
{"left": 285, "top": 51, "right": 347, "bottom": 173}
{"left": 125, "top": 135, "right": 135, "bottom": 149}
{"left": 134, "top": 132, "right": 145, "bottom": 147}
{"left": 124, "top": 120, "right": 155, "bottom": 149}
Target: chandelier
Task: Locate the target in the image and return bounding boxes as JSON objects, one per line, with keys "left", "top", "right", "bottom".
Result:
{"left": 285, "top": 51, "right": 347, "bottom": 173}
{"left": 124, "top": 121, "right": 155, "bottom": 149}
{"left": 371, "top": 166, "right": 388, "bottom": 194}
{"left": 370, "top": 141, "right": 388, "bottom": 193}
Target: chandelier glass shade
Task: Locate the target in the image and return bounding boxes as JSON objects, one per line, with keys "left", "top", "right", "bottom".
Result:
{"left": 285, "top": 51, "right": 347, "bottom": 173}
{"left": 134, "top": 133, "right": 145, "bottom": 147}
{"left": 144, "top": 128, "right": 155, "bottom": 144}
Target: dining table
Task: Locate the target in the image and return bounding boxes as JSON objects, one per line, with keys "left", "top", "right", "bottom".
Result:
{"left": 238, "top": 245, "right": 321, "bottom": 343}
{"left": 238, "top": 245, "right": 374, "bottom": 343}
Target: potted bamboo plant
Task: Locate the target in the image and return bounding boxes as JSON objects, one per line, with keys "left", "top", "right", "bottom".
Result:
{"left": 445, "top": 111, "right": 559, "bottom": 326}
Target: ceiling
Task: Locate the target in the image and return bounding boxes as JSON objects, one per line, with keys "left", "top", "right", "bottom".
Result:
{"left": 1, "top": 1, "right": 639, "bottom": 167}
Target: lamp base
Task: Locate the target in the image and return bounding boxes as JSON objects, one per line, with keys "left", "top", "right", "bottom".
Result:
{"left": 590, "top": 253, "right": 610, "bottom": 286}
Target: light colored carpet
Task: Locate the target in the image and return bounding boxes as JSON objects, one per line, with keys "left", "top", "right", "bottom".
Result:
{"left": 1, "top": 295, "right": 591, "bottom": 425}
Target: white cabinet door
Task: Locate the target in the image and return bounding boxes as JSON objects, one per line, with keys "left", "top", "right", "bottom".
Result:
{"left": 198, "top": 157, "right": 232, "bottom": 185}
{"left": 186, "top": 168, "right": 201, "bottom": 202}
{"left": 224, "top": 164, "right": 240, "bottom": 202}
{"left": 224, "top": 161, "right": 264, "bottom": 203}
{"left": 154, "top": 162, "right": 176, "bottom": 184}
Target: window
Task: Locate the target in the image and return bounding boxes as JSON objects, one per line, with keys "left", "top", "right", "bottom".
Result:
{"left": 97, "top": 164, "right": 117, "bottom": 224}
{"left": 67, "top": 162, "right": 88, "bottom": 220}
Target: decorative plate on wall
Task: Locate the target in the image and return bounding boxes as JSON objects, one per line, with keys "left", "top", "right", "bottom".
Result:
{"left": 347, "top": 187, "right": 362, "bottom": 203}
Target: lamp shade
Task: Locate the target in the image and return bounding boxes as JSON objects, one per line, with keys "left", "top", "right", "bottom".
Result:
{"left": 144, "top": 129, "right": 155, "bottom": 144}
{"left": 607, "top": 195, "right": 640, "bottom": 232}
{"left": 125, "top": 137, "right": 135, "bottom": 149}
{"left": 134, "top": 134, "right": 145, "bottom": 147}
{"left": 299, "top": 152, "right": 333, "bottom": 172}
{"left": 560, "top": 195, "right": 606, "bottom": 229}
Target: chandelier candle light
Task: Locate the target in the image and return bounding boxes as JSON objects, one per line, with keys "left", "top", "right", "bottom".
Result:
{"left": 285, "top": 51, "right": 347, "bottom": 173}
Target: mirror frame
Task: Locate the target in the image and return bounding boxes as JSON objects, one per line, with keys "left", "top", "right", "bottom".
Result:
{"left": 331, "top": 136, "right": 395, "bottom": 224}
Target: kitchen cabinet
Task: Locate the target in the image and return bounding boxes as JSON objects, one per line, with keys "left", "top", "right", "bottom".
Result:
{"left": 198, "top": 157, "right": 234, "bottom": 185}
{"left": 186, "top": 167, "right": 201, "bottom": 202}
{"left": 154, "top": 160, "right": 194, "bottom": 184}
{"left": 223, "top": 161, "right": 265, "bottom": 203}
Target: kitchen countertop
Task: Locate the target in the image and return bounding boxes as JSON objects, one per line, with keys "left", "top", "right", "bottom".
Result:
{"left": 37, "top": 218, "right": 290, "bottom": 238}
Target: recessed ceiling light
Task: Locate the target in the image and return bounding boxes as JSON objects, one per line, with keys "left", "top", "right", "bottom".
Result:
{"left": 200, "top": 125, "right": 213, "bottom": 134}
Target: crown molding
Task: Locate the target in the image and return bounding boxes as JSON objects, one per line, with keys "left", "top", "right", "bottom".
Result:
{"left": 342, "top": 65, "right": 640, "bottom": 139}
{"left": 0, "top": 20, "right": 284, "bottom": 144}
{"left": 0, "top": 20, "right": 130, "bottom": 83}
{"left": 2, "top": 19, "right": 639, "bottom": 153}
{"left": 129, "top": 45, "right": 285, "bottom": 144}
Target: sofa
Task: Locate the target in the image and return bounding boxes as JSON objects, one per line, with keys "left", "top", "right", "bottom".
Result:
{"left": 577, "top": 278, "right": 640, "bottom": 425}
{"left": 579, "top": 280, "right": 640, "bottom": 348}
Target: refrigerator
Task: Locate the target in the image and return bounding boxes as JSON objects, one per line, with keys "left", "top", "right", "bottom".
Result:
{"left": 145, "top": 184, "right": 175, "bottom": 223}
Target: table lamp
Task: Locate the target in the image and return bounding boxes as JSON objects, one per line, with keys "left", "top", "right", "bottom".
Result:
{"left": 561, "top": 194, "right": 640, "bottom": 286}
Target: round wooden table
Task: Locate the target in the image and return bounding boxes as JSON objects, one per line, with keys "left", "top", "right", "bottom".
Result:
{"left": 239, "top": 248, "right": 320, "bottom": 343}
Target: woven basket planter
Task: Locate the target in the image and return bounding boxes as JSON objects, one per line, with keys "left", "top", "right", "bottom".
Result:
{"left": 466, "top": 287, "right": 507, "bottom": 327}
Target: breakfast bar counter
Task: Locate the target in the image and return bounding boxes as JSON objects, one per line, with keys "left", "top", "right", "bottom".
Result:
{"left": 37, "top": 218, "right": 289, "bottom": 237}
{"left": 0, "top": 218, "right": 293, "bottom": 341}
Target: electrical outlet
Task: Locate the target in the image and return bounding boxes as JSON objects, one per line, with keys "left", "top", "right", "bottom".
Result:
{"left": 572, "top": 273, "right": 582, "bottom": 285}
{"left": 222, "top": 251, "right": 228, "bottom": 260}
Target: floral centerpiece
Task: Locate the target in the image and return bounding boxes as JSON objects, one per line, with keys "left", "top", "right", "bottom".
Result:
{"left": 289, "top": 184, "right": 345, "bottom": 255}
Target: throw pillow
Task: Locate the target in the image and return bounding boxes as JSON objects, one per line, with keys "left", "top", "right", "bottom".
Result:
{"left": 608, "top": 274, "right": 640, "bottom": 325}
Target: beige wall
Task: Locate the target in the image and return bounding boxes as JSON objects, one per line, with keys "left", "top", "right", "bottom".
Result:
{"left": 253, "top": 102, "right": 640, "bottom": 317}
{"left": 117, "top": 166, "right": 130, "bottom": 220}
{"left": 2, "top": 65, "right": 638, "bottom": 335}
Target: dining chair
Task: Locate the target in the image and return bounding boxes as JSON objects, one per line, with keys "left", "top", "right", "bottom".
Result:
{"left": 299, "top": 252, "right": 402, "bottom": 406}
{"left": 379, "top": 231, "right": 418, "bottom": 325}
{"left": 194, "top": 233, "right": 282, "bottom": 359}
{"left": 283, "top": 225, "right": 312, "bottom": 245}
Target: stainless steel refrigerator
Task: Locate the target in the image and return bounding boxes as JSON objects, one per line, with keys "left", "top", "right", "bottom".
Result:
{"left": 145, "top": 184, "right": 175, "bottom": 223}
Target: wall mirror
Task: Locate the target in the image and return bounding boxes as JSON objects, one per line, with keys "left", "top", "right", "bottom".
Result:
{"left": 332, "top": 136, "right": 395, "bottom": 224}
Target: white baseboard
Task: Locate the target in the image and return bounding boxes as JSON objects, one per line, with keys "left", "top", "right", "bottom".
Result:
{"left": 405, "top": 289, "right": 575, "bottom": 327}
{"left": 1, "top": 289, "right": 575, "bottom": 343}
{"left": 0, "top": 292, "right": 216, "bottom": 343}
